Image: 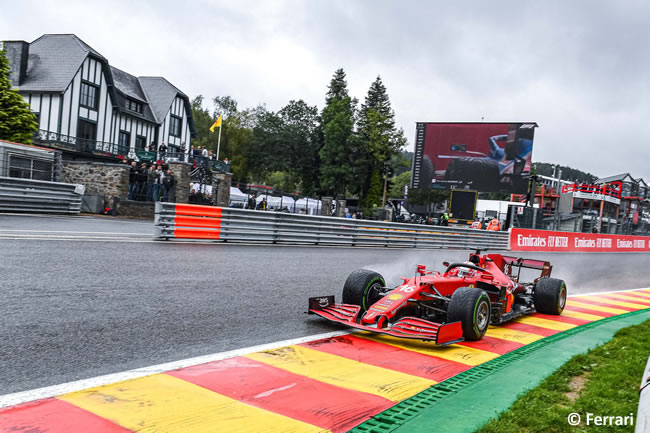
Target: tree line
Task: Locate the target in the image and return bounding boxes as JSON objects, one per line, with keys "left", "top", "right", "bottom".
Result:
{"left": 191, "top": 69, "right": 410, "bottom": 213}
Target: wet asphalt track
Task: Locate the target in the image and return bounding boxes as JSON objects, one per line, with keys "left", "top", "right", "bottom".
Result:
{"left": 1, "top": 213, "right": 650, "bottom": 394}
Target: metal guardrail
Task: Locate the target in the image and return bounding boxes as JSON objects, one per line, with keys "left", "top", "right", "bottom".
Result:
{"left": 0, "top": 176, "right": 83, "bottom": 214}
{"left": 153, "top": 202, "right": 509, "bottom": 249}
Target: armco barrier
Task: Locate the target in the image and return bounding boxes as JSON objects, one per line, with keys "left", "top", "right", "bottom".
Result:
{"left": 510, "top": 228, "right": 650, "bottom": 252}
{"left": 153, "top": 202, "right": 509, "bottom": 249}
{"left": 0, "top": 176, "right": 83, "bottom": 214}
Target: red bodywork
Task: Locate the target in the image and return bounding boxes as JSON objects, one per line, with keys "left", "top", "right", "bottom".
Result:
{"left": 309, "top": 253, "right": 552, "bottom": 345}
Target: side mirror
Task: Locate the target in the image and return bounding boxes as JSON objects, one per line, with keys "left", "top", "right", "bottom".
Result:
{"left": 443, "top": 261, "right": 450, "bottom": 267}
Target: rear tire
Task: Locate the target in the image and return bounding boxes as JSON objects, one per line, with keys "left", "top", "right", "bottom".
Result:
{"left": 342, "top": 269, "right": 386, "bottom": 313}
{"left": 534, "top": 278, "right": 567, "bottom": 315}
{"left": 447, "top": 287, "right": 491, "bottom": 341}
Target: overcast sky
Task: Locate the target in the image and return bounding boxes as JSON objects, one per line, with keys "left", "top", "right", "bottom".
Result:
{"left": 4, "top": 0, "right": 649, "bottom": 180}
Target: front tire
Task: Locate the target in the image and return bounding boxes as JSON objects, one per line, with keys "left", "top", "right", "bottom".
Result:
{"left": 534, "top": 278, "right": 567, "bottom": 315}
{"left": 447, "top": 287, "right": 491, "bottom": 341}
{"left": 342, "top": 269, "right": 386, "bottom": 312}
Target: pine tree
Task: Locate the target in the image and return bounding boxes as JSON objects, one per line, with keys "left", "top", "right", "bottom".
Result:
{"left": 0, "top": 49, "right": 37, "bottom": 144}
{"left": 356, "top": 76, "right": 406, "bottom": 204}
{"left": 319, "top": 69, "right": 357, "bottom": 197}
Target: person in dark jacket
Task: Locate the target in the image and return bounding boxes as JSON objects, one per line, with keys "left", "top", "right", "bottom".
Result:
{"left": 136, "top": 163, "right": 148, "bottom": 200}
{"left": 158, "top": 142, "right": 167, "bottom": 163}
{"left": 128, "top": 161, "right": 138, "bottom": 200}
{"left": 146, "top": 165, "right": 157, "bottom": 201}
{"left": 162, "top": 169, "right": 175, "bottom": 202}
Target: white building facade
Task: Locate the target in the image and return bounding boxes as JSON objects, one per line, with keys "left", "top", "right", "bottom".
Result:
{"left": 4, "top": 35, "right": 195, "bottom": 159}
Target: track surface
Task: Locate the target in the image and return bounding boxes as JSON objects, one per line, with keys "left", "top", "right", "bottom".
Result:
{"left": 2, "top": 213, "right": 650, "bottom": 395}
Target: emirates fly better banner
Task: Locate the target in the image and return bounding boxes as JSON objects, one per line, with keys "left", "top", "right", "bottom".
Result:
{"left": 510, "top": 228, "right": 650, "bottom": 252}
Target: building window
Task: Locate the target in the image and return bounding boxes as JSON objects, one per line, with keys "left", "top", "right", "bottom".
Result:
{"left": 170, "top": 115, "right": 182, "bottom": 137}
{"left": 77, "top": 119, "right": 97, "bottom": 141}
{"left": 126, "top": 99, "right": 143, "bottom": 114}
{"left": 119, "top": 131, "right": 131, "bottom": 150}
{"left": 135, "top": 135, "right": 146, "bottom": 150}
{"left": 80, "top": 82, "right": 99, "bottom": 110}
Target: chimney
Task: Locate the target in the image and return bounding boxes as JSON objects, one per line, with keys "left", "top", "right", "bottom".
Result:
{"left": 3, "top": 41, "right": 29, "bottom": 86}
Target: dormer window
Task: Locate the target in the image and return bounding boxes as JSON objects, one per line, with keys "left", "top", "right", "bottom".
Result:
{"left": 126, "top": 99, "right": 143, "bottom": 114}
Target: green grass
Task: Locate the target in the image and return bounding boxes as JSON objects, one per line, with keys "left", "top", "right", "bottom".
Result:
{"left": 476, "top": 319, "right": 650, "bottom": 433}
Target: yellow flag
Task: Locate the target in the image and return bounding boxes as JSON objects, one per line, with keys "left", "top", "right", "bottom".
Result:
{"left": 209, "top": 114, "right": 222, "bottom": 132}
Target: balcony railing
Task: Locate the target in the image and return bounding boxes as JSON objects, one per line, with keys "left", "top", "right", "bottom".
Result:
{"left": 33, "top": 130, "right": 129, "bottom": 158}
{"left": 32, "top": 130, "right": 231, "bottom": 173}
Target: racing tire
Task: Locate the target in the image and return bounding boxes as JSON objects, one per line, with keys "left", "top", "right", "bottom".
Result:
{"left": 534, "top": 278, "right": 567, "bottom": 315}
{"left": 445, "top": 157, "right": 499, "bottom": 188}
{"left": 447, "top": 287, "right": 491, "bottom": 341}
{"left": 342, "top": 269, "right": 386, "bottom": 313}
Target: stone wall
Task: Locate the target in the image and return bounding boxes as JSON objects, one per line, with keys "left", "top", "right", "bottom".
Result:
{"left": 63, "top": 161, "right": 129, "bottom": 204}
{"left": 167, "top": 161, "right": 191, "bottom": 204}
{"left": 117, "top": 200, "right": 155, "bottom": 218}
{"left": 212, "top": 172, "right": 232, "bottom": 207}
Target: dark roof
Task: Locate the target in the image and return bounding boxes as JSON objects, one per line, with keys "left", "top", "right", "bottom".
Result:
{"left": 596, "top": 173, "right": 635, "bottom": 184}
{"left": 110, "top": 66, "right": 147, "bottom": 102}
{"left": 139, "top": 77, "right": 196, "bottom": 135}
{"left": 18, "top": 34, "right": 106, "bottom": 92}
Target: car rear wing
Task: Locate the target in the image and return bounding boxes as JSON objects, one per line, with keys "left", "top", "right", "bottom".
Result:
{"left": 500, "top": 255, "right": 552, "bottom": 280}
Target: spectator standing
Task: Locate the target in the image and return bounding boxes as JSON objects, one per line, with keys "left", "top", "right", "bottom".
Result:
{"left": 202, "top": 147, "right": 209, "bottom": 158}
{"left": 158, "top": 142, "right": 167, "bottom": 163}
{"left": 163, "top": 169, "right": 176, "bottom": 202}
{"left": 152, "top": 166, "right": 163, "bottom": 201}
{"left": 146, "top": 165, "right": 157, "bottom": 201}
{"left": 128, "top": 161, "right": 138, "bottom": 200}
{"left": 136, "top": 163, "right": 148, "bottom": 200}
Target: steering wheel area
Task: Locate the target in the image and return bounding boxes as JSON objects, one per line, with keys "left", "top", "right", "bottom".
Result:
{"left": 445, "top": 262, "right": 489, "bottom": 275}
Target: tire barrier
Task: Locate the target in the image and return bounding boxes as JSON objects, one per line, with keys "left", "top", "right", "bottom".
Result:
{"left": 153, "top": 202, "right": 509, "bottom": 249}
{"left": 0, "top": 176, "right": 83, "bottom": 214}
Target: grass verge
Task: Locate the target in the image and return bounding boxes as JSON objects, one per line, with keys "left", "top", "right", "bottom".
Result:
{"left": 476, "top": 318, "right": 650, "bottom": 433}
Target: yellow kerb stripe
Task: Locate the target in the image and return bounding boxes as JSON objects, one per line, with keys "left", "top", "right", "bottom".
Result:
{"left": 356, "top": 333, "right": 498, "bottom": 366}
{"left": 59, "top": 374, "right": 325, "bottom": 433}
{"left": 485, "top": 326, "right": 543, "bottom": 344}
{"left": 514, "top": 316, "right": 575, "bottom": 331}
{"left": 582, "top": 296, "right": 649, "bottom": 310}
{"left": 562, "top": 309, "right": 604, "bottom": 321}
{"left": 623, "top": 290, "right": 650, "bottom": 299}
{"left": 246, "top": 345, "right": 433, "bottom": 402}
{"left": 604, "top": 293, "right": 650, "bottom": 305}
{"left": 567, "top": 300, "right": 628, "bottom": 315}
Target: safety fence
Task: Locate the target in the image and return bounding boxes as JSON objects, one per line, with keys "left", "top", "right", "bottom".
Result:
{"left": 0, "top": 176, "right": 83, "bottom": 214}
{"left": 153, "top": 202, "right": 509, "bottom": 249}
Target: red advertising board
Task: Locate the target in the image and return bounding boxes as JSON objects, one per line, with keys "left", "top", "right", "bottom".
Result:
{"left": 510, "top": 228, "right": 650, "bottom": 252}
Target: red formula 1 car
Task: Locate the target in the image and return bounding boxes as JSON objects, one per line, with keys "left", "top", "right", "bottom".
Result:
{"left": 309, "top": 252, "right": 567, "bottom": 345}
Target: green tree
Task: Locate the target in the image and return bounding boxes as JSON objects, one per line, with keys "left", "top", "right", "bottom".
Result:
{"left": 356, "top": 76, "right": 406, "bottom": 203}
{"left": 190, "top": 95, "right": 220, "bottom": 153}
{"left": 389, "top": 170, "right": 411, "bottom": 198}
{"left": 277, "top": 100, "right": 321, "bottom": 195}
{"left": 0, "top": 49, "right": 37, "bottom": 144}
{"left": 364, "top": 169, "right": 383, "bottom": 211}
{"left": 319, "top": 69, "right": 357, "bottom": 197}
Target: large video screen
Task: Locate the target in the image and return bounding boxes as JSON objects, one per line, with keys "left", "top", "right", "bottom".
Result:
{"left": 411, "top": 122, "right": 537, "bottom": 193}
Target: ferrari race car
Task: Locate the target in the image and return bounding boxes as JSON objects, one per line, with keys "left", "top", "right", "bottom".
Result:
{"left": 309, "top": 252, "right": 567, "bottom": 345}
